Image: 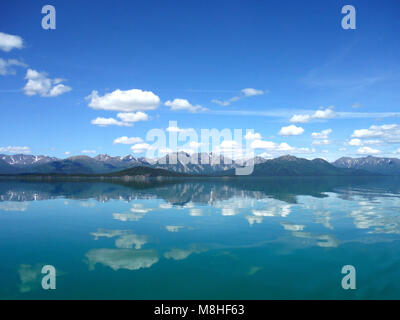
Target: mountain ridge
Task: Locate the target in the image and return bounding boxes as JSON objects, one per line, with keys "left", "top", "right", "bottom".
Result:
{"left": 0, "top": 153, "right": 379, "bottom": 177}
{"left": 0, "top": 153, "right": 396, "bottom": 175}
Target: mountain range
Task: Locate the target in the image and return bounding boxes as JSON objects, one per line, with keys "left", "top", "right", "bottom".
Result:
{"left": 0, "top": 152, "right": 393, "bottom": 177}
{"left": 333, "top": 156, "right": 400, "bottom": 175}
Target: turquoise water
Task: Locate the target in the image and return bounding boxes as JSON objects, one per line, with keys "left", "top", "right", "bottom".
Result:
{"left": 1, "top": 177, "right": 400, "bottom": 299}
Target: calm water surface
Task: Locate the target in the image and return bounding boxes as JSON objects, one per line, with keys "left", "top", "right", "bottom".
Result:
{"left": 1, "top": 177, "right": 400, "bottom": 299}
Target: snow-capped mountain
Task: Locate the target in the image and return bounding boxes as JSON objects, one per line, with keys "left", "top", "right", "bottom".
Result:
{"left": 0, "top": 152, "right": 255, "bottom": 175}
{"left": 332, "top": 156, "right": 400, "bottom": 175}
{"left": 2, "top": 153, "right": 397, "bottom": 176}
{"left": 0, "top": 154, "right": 58, "bottom": 166}
{"left": 152, "top": 152, "right": 240, "bottom": 174}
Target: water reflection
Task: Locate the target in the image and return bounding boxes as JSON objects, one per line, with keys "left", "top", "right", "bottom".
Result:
{"left": 2, "top": 177, "right": 400, "bottom": 299}
{"left": 86, "top": 249, "right": 159, "bottom": 271}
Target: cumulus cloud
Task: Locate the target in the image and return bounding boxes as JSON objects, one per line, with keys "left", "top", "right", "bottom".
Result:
{"left": 212, "top": 88, "right": 265, "bottom": 106}
{"left": 289, "top": 114, "right": 310, "bottom": 123}
{"left": 357, "top": 146, "right": 381, "bottom": 155}
{"left": 87, "top": 89, "right": 160, "bottom": 112}
{"left": 23, "top": 69, "right": 71, "bottom": 97}
{"left": 251, "top": 139, "right": 312, "bottom": 155}
{"left": 165, "top": 98, "right": 207, "bottom": 113}
{"left": 116, "top": 111, "right": 149, "bottom": 123}
{"left": 131, "top": 143, "right": 154, "bottom": 154}
{"left": 290, "top": 107, "right": 336, "bottom": 123}
{"left": 81, "top": 150, "right": 96, "bottom": 154}
{"left": 113, "top": 136, "right": 143, "bottom": 145}
{"left": 351, "top": 124, "right": 400, "bottom": 143}
{"left": 0, "top": 32, "right": 23, "bottom": 52}
{"left": 0, "top": 146, "right": 31, "bottom": 154}
{"left": 346, "top": 138, "right": 381, "bottom": 147}
{"left": 278, "top": 125, "right": 304, "bottom": 136}
{"left": 311, "top": 129, "right": 332, "bottom": 139}
{"left": 0, "top": 58, "right": 27, "bottom": 76}
{"left": 311, "top": 129, "right": 332, "bottom": 145}
{"left": 91, "top": 117, "right": 131, "bottom": 127}
{"left": 244, "top": 131, "right": 262, "bottom": 140}
{"left": 166, "top": 125, "right": 195, "bottom": 134}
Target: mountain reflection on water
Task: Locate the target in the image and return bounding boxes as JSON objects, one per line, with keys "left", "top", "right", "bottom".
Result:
{"left": 1, "top": 176, "right": 400, "bottom": 299}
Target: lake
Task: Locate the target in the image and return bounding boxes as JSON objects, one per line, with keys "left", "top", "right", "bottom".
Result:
{"left": 0, "top": 176, "right": 400, "bottom": 299}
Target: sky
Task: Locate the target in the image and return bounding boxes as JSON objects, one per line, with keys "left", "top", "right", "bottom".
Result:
{"left": 0, "top": 0, "right": 400, "bottom": 161}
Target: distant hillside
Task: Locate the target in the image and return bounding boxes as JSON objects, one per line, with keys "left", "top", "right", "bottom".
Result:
{"left": 102, "top": 166, "right": 189, "bottom": 177}
{"left": 0, "top": 154, "right": 151, "bottom": 175}
{"left": 0, "top": 152, "right": 390, "bottom": 176}
{"left": 2, "top": 166, "right": 189, "bottom": 179}
{"left": 221, "top": 155, "right": 374, "bottom": 177}
{"left": 0, "top": 159, "right": 20, "bottom": 174}
{"left": 333, "top": 156, "right": 400, "bottom": 175}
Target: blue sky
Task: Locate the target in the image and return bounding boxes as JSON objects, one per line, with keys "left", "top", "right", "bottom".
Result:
{"left": 0, "top": 0, "right": 399, "bottom": 161}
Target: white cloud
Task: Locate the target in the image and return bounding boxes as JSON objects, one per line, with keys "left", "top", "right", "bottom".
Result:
{"left": 311, "top": 129, "right": 332, "bottom": 139}
{"left": 211, "top": 97, "right": 240, "bottom": 106}
{"left": 313, "top": 108, "right": 335, "bottom": 119}
{"left": 166, "top": 125, "right": 195, "bottom": 134}
{"left": 244, "top": 131, "right": 262, "bottom": 140}
{"left": 87, "top": 89, "right": 160, "bottom": 112}
{"left": 113, "top": 136, "right": 143, "bottom": 145}
{"left": 0, "top": 146, "right": 31, "bottom": 154}
{"left": 346, "top": 138, "right": 381, "bottom": 147}
{"left": 91, "top": 117, "right": 131, "bottom": 127}
{"left": 347, "top": 138, "right": 363, "bottom": 146}
{"left": 241, "top": 88, "right": 264, "bottom": 96}
{"left": 23, "top": 69, "right": 71, "bottom": 97}
{"left": 312, "top": 139, "right": 330, "bottom": 145}
{"left": 116, "top": 112, "right": 149, "bottom": 123}
{"left": 279, "top": 125, "right": 304, "bottom": 136}
{"left": 289, "top": 114, "right": 310, "bottom": 123}
{"left": 0, "top": 58, "right": 27, "bottom": 76}
{"left": 0, "top": 32, "right": 23, "bottom": 52}
{"left": 82, "top": 150, "right": 96, "bottom": 154}
{"left": 251, "top": 140, "right": 276, "bottom": 149}
{"left": 290, "top": 107, "right": 336, "bottom": 123}
{"left": 212, "top": 88, "right": 265, "bottom": 106}
{"left": 131, "top": 143, "right": 154, "bottom": 154}
{"left": 357, "top": 147, "right": 381, "bottom": 155}
{"left": 165, "top": 98, "right": 207, "bottom": 113}
{"left": 65, "top": 151, "right": 71, "bottom": 155}
{"left": 311, "top": 129, "right": 332, "bottom": 145}
{"left": 351, "top": 124, "right": 400, "bottom": 143}
{"left": 251, "top": 139, "right": 311, "bottom": 155}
